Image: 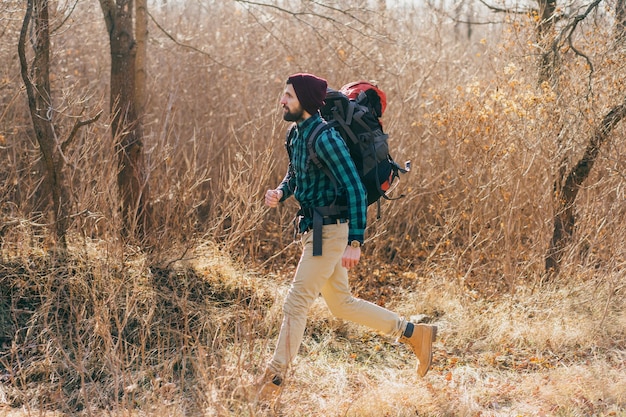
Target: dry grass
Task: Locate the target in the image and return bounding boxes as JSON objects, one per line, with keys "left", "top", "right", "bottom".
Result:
{"left": 0, "top": 1, "right": 625, "bottom": 416}
{"left": 0, "top": 246, "right": 623, "bottom": 416}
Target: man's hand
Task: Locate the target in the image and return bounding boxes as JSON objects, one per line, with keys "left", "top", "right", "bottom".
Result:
{"left": 265, "top": 189, "right": 283, "bottom": 208}
{"left": 342, "top": 245, "right": 361, "bottom": 270}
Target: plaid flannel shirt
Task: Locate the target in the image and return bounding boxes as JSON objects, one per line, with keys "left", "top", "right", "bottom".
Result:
{"left": 278, "top": 114, "right": 366, "bottom": 244}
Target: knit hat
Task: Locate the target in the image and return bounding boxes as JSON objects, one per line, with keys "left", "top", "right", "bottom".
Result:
{"left": 287, "top": 73, "right": 327, "bottom": 115}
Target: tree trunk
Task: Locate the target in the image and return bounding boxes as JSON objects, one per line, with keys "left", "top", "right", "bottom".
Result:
{"left": 18, "top": 0, "right": 71, "bottom": 249}
{"left": 537, "top": 0, "right": 557, "bottom": 85}
{"left": 135, "top": 0, "right": 147, "bottom": 119}
{"left": 545, "top": 98, "right": 626, "bottom": 275}
{"left": 617, "top": 0, "right": 626, "bottom": 41}
{"left": 100, "top": 0, "right": 150, "bottom": 241}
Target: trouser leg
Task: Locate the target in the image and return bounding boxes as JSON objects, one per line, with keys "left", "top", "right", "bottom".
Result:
{"left": 267, "top": 224, "right": 346, "bottom": 376}
{"left": 320, "top": 252, "right": 405, "bottom": 338}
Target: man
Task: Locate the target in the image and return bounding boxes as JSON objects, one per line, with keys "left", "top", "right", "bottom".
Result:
{"left": 257, "top": 73, "right": 437, "bottom": 400}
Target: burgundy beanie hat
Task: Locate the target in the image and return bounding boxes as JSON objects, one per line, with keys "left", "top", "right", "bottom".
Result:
{"left": 287, "top": 73, "right": 328, "bottom": 115}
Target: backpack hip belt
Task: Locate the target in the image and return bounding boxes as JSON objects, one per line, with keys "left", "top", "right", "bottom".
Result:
{"left": 298, "top": 206, "right": 348, "bottom": 256}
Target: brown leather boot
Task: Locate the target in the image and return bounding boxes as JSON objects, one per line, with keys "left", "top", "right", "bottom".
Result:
{"left": 252, "top": 370, "right": 283, "bottom": 402}
{"left": 399, "top": 322, "right": 437, "bottom": 377}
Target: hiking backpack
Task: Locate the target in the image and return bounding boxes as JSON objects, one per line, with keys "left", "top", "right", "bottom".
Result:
{"left": 303, "top": 81, "right": 410, "bottom": 208}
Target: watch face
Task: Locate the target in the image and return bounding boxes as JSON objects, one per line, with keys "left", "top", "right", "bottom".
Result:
{"left": 351, "top": 240, "right": 360, "bottom": 248}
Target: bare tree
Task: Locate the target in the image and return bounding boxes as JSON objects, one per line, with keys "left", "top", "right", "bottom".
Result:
{"left": 18, "top": 0, "right": 99, "bottom": 250}
{"left": 473, "top": 0, "right": 623, "bottom": 277}
{"left": 99, "top": 0, "right": 151, "bottom": 241}
{"left": 544, "top": 1, "right": 626, "bottom": 276}
{"left": 545, "top": 99, "right": 626, "bottom": 274}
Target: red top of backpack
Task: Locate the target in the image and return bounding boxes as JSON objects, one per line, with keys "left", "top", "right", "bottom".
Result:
{"left": 339, "top": 81, "right": 387, "bottom": 116}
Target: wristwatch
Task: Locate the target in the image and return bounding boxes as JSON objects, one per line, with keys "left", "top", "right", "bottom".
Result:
{"left": 350, "top": 240, "right": 361, "bottom": 248}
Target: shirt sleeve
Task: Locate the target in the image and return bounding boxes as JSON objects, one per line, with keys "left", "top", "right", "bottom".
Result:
{"left": 314, "top": 129, "right": 367, "bottom": 244}
{"left": 277, "top": 166, "right": 294, "bottom": 202}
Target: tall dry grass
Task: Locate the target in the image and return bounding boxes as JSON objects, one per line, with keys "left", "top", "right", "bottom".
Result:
{"left": 0, "top": 1, "right": 624, "bottom": 416}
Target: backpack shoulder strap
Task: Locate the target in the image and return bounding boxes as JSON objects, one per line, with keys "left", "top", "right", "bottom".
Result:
{"left": 305, "top": 121, "right": 340, "bottom": 198}
{"left": 305, "top": 121, "right": 331, "bottom": 170}
{"left": 332, "top": 102, "right": 361, "bottom": 145}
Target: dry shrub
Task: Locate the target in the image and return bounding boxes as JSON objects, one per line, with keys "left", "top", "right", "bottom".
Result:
{"left": 0, "top": 242, "right": 276, "bottom": 414}
{"left": 2, "top": 1, "right": 622, "bottom": 283}
{"left": 0, "top": 1, "right": 624, "bottom": 416}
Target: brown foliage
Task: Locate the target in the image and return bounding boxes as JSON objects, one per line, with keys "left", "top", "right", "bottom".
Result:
{"left": 0, "top": 2, "right": 624, "bottom": 415}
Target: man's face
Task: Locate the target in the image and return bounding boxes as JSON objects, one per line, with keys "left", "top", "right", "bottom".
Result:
{"left": 280, "top": 83, "right": 305, "bottom": 122}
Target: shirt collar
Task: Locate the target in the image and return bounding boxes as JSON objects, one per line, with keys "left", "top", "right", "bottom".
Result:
{"left": 296, "top": 113, "right": 321, "bottom": 133}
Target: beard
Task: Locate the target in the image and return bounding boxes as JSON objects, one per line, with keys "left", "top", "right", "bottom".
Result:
{"left": 283, "top": 106, "right": 304, "bottom": 122}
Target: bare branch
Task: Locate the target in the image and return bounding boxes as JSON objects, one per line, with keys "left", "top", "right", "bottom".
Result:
{"left": 244, "top": 7, "right": 297, "bottom": 59}
{"left": 234, "top": 0, "right": 395, "bottom": 74}
{"left": 427, "top": 0, "right": 532, "bottom": 27}
{"left": 146, "top": 10, "right": 247, "bottom": 72}
{"left": 553, "top": 0, "right": 603, "bottom": 96}
{"left": 236, "top": 0, "right": 368, "bottom": 25}
{"left": 477, "top": 0, "right": 533, "bottom": 15}
{"left": 235, "top": 0, "right": 389, "bottom": 41}
{"left": 61, "top": 110, "right": 103, "bottom": 154}
{"left": 50, "top": 0, "right": 80, "bottom": 34}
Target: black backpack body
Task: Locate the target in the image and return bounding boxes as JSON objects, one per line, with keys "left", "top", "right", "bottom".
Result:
{"left": 308, "top": 84, "right": 409, "bottom": 207}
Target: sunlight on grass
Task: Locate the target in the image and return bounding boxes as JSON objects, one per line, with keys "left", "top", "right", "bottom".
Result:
{"left": 0, "top": 0, "right": 624, "bottom": 416}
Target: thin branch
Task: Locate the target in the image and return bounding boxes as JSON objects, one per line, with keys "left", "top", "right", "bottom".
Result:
{"left": 146, "top": 10, "right": 246, "bottom": 72}
{"left": 309, "top": 0, "right": 379, "bottom": 30}
{"left": 428, "top": 0, "right": 533, "bottom": 27}
{"left": 236, "top": 0, "right": 368, "bottom": 23}
{"left": 236, "top": 0, "right": 395, "bottom": 74}
{"left": 51, "top": 0, "right": 80, "bottom": 34}
{"left": 236, "top": 0, "right": 389, "bottom": 41}
{"left": 553, "top": 0, "right": 603, "bottom": 97}
{"left": 244, "top": 7, "right": 297, "bottom": 59}
{"left": 61, "top": 110, "right": 103, "bottom": 154}
{"left": 477, "top": 0, "right": 533, "bottom": 15}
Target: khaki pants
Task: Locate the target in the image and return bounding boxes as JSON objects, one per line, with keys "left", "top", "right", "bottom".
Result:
{"left": 268, "top": 222, "right": 406, "bottom": 377}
